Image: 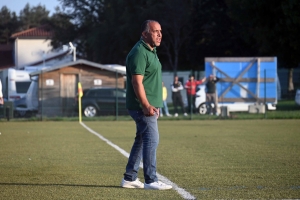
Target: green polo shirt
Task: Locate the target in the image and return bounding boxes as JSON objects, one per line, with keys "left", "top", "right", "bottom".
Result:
{"left": 126, "top": 39, "right": 163, "bottom": 110}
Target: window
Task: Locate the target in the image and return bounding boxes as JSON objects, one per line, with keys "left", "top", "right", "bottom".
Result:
{"left": 96, "top": 89, "right": 111, "bottom": 97}
{"left": 113, "top": 89, "right": 126, "bottom": 98}
{"left": 85, "top": 90, "right": 97, "bottom": 97}
{"left": 16, "top": 81, "right": 31, "bottom": 93}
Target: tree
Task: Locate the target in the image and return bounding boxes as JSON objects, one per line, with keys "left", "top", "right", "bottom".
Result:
{"left": 139, "top": 0, "right": 194, "bottom": 71}
{"left": 189, "top": 0, "right": 256, "bottom": 71}
{"left": 226, "top": 0, "right": 300, "bottom": 95}
{"left": 0, "top": 6, "right": 20, "bottom": 44}
{"left": 19, "top": 3, "right": 50, "bottom": 30}
{"left": 50, "top": 0, "right": 195, "bottom": 71}
{"left": 46, "top": 8, "right": 77, "bottom": 54}
{"left": 49, "top": 0, "right": 108, "bottom": 61}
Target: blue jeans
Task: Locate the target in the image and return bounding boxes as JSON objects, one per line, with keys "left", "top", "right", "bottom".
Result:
{"left": 124, "top": 110, "right": 159, "bottom": 184}
{"left": 160, "top": 100, "right": 170, "bottom": 115}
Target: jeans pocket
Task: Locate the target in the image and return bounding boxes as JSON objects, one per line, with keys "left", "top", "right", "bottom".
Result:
{"left": 128, "top": 110, "right": 143, "bottom": 123}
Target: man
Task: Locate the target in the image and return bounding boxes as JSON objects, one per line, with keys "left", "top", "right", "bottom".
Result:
{"left": 184, "top": 74, "right": 206, "bottom": 113}
{"left": 206, "top": 74, "right": 220, "bottom": 115}
{"left": 121, "top": 20, "right": 172, "bottom": 190}
{"left": 171, "top": 75, "right": 187, "bottom": 117}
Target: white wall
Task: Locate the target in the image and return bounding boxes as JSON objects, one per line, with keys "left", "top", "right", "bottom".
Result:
{"left": 14, "top": 38, "right": 55, "bottom": 68}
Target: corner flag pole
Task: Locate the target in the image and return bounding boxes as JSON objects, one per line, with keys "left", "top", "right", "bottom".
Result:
{"left": 78, "top": 82, "right": 83, "bottom": 123}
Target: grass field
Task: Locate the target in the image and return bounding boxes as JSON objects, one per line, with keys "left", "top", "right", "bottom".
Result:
{"left": 0, "top": 120, "right": 299, "bottom": 199}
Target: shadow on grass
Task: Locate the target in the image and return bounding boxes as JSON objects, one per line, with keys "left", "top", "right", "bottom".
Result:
{"left": 276, "top": 100, "right": 299, "bottom": 111}
{"left": 0, "top": 182, "right": 120, "bottom": 188}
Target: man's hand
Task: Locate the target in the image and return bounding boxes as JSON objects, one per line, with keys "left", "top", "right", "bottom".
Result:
{"left": 131, "top": 75, "right": 159, "bottom": 118}
{"left": 143, "top": 105, "right": 158, "bottom": 117}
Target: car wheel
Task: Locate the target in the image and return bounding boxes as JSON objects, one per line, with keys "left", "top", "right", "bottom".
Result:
{"left": 198, "top": 103, "right": 207, "bottom": 115}
{"left": 84, "top": 105, "right": 98, "bottom": 117}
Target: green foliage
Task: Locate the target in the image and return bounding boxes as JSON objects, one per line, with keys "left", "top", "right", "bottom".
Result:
{"left": 0, "top": 6, "right": 20, "bottom": 44}
{"left": 1, "top": 0, "right": 300, "bottom": 71}
{"left": 19, "top": 3, "right": 50, "bottom": 30}
{"left": 226, "top": 0, "right": 300, "bottom": 68}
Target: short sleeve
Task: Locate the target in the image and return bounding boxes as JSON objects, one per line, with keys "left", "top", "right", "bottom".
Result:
{"left": 128, "top": 51, "right": 147, "bottom": 75}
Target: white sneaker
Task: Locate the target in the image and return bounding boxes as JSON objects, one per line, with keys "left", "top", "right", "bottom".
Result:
{"left": 166, "top": 114, "right": 172, "bottom": 117}
{"left": 184, "top": 113, "right": 188, "bottom": 116}
{"left": 174, "top": 113, "right": 178, "bottom": 117}
{"left": 121, "top": 178, "right": 144, "bottom": 188}
{"left": 144, "top": 181, "right": 172, "bottom": 190}
{"left": 160, "top": 113, "right": 163, "bottom": 117}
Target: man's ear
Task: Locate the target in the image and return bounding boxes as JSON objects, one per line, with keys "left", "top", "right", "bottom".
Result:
{"left": 142, "top": 31, "right": 147, "bottom": 39}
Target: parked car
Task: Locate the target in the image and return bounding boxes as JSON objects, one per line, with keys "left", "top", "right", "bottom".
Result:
{"left": 295, "top": 89, "right": 300, "bottom": 106}
{"left": 195, "top": 85, "right": 208, "bottom": 114}
{"left": 75, "top": 87, "right": 127, "bottom": 117}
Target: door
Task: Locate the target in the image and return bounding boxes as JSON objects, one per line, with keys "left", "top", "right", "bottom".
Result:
{"left": 61, "top": 74, "right": 78, "bottom": 116}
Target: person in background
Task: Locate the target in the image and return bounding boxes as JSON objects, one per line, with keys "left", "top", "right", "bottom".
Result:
{"left": 185, "top": 74, "right": 206, "bottom": 113}
{"left": 0, "top": 80, "right": 3, "bottom": 105}
{"left": 171, "top": 75, "right": 187, "bottom": 117}
{"left": 121, "top": 20, "right": 172, "bottom": 190}
{"left": 160, "top": 82, "right": 172, "bottom": 117}
{"left": 206, "top": 74, "right": 220, "bottom": 115}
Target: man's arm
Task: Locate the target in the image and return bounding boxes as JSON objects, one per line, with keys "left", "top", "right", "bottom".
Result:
{"left": 196, "top": 77, "right": 206, "bottom": 84}
{"left": 171, "top": 84, "right": 178, "bottom": 92}
{"left": 177, "top": 82, "right": 184, "bottom": 90}
{"left": 132, "top": 74, "right": 158, "bottom": 116}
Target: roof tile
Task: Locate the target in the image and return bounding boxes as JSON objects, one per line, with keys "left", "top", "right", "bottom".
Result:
{"left": 11, "top": 26, "right": 53, "bottom": 38}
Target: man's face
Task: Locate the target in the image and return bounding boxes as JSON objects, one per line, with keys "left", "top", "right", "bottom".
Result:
{"left": 143, "top": 22, "right": 162, "bottom": 49}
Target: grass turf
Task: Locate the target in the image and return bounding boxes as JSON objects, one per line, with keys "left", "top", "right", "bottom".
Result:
{"left": 0, "top": 120, "right": 299, "bottom": 199}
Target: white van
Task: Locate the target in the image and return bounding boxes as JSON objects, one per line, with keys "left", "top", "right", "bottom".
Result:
{"left": 14, "top": 76, "right": 39, "bottom": 117}
{"left": 7, "top": 68, "right": 31, "bottom": 101}
{"left": 195, "top": 85, "right": 276, "bottom": 115}
{"left": 295, "top": 89, "right": 300, "bottom": 106}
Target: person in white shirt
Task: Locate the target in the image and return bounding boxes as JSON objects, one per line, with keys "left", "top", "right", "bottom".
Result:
{"left": 0, "top": 80, "right": 3, "bottom": 105}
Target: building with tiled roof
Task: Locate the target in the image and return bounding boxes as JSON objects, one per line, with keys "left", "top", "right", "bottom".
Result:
{"left": 11, "top": 26, "right": 53, "bottom": 39}
{"left": 10, "top": 26, "right": 58, "bottom": 68}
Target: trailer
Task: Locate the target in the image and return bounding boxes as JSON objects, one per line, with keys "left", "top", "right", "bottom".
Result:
{"left": 195, "top": 57, "right": 277, "bottom": 115}
{"left": 0, "top": 67, "right": 47, "bottom": 117}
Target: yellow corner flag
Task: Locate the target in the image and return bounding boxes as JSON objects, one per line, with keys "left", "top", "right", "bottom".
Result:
{"left": 78, "top": 82, "right": 83, "bottom": 122}
{"left": 78, "top": 82, "right": 83, "bottom": 98}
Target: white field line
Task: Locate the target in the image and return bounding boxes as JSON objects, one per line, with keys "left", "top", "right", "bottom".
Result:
{"left": 80, "top": 122, "right": 196, "bottom": 200}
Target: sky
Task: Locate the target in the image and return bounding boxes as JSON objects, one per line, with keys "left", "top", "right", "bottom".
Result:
{"left": 0, "top": 0, "right": 61, "bottom": 15}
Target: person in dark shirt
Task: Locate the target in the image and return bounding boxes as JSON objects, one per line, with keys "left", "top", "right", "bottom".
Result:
{"left": 206, "top": 75, "right": 220, "bottom": 115}
{"left": 171, "top": 76, "right": 187, "bottom": 117}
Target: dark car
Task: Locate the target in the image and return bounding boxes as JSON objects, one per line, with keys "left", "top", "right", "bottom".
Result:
{"left": 75, "top": 87, "right": 127, "bottom": 117}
